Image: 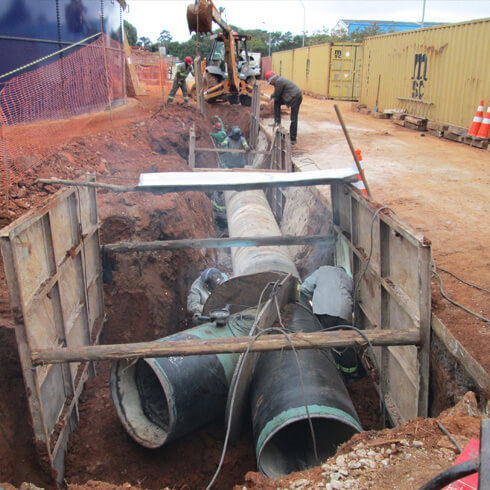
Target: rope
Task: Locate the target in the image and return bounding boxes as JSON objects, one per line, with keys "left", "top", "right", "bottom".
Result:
{"left": 0, "top": 32, "right": 102, "bottom": 80}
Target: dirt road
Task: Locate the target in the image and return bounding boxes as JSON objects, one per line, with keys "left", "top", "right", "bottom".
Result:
{"left": 263, "top": 91, "right": 489, "bottom": 373}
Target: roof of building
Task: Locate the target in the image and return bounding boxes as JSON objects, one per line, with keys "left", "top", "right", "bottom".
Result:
{"left": 338, "top": 19, "right": 444, "bottom": 27}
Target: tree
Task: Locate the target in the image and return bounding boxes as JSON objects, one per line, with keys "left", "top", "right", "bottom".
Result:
{"left": 349, "top": 24, "right": 385, "bottom": 42}
{"left": 158, "top": 29, "right": 173, "bottom": 45}
{"left": 137, "top": 36, "right": 152, "bottom": 49}
{"left": 124, "top": 20, "right": 138, "bottom": 46}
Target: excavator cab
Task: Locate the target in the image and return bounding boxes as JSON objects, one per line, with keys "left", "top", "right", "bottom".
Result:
{"left": 205, "top": 34, "right": 259, "bottom": 98}
{"left": 187, "top": 0, "right": 255, "bottom": 106}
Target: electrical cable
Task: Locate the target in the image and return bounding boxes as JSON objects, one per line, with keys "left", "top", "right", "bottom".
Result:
{"left": 293, "top": 301, "right": 386, "bottom": 428}
{"left": 432, "top": 264, "right": 489, "bottom": 323}
{"left": 207, "top": 280, "right": 301, "bottom": 488}
{"left": 274, "top": 297, "right": 320, "bottom": 465}
{"left": 353, "top": 206, "right": 397, "bottom": 307}
{"left": 436, "top": 266, "right": 490, "bottom": 294}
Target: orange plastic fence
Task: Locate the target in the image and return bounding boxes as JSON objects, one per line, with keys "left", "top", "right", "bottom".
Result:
{"left": 0, "top": 34, "right": 124, "bottom": 196}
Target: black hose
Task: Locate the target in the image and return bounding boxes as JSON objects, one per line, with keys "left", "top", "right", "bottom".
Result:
{"left": 418, "top": 458, "right": 480, "bottom": 490}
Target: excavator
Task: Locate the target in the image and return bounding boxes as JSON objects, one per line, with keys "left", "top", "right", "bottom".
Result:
{"left": 187, "top": 0, "right": 257, "bottom": 106}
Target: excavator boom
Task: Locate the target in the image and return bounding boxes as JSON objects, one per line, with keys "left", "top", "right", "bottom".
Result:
{"left": 187, "top": 0, "right": 245, "bottom": 100}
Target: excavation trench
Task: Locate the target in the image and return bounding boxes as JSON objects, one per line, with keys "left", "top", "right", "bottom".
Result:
{"left": 0, "top": 99, "right": 485, "bottom": 489}
{"left": 98, "top": 137, "right": 388, "bottom": 490}
{"left": 59, "top": 105, "right": 384, "bottom": 488}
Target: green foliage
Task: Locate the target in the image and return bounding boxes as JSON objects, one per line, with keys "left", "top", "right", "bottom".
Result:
{"left": 123, "top": 20, "right": 138, "bottom": 46}
{"left": 348, "top": 24, "right": 386, "bottom": 42}
{"left": 134, "top": 22, "right": 385, "bottom": 60}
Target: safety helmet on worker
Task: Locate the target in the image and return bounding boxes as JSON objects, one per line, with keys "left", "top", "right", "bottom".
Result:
{"left": 185, "top": 56, "right": 193, "bottom": 64}
{"left": 201, "top": 268, "right": 225, "bottom": 291}
{"left": 215, "top": 122, "right": 222, "bottom": 130}
{"left": 230, "top": 126, "right": 241, "bottom": 139}
{"left": 265, "top": 71, "right": 277, "bottom": 84}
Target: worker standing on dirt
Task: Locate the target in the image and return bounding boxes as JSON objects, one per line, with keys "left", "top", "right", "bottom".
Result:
{"left": 187, "top": 268, "right": 228, "bottom": 324}
{"left": 265, "top": 71, "right": 302, "bottom": 146}
{"left": 167, "top": 56, "right": 194, "bottom": 105}
{"left": 299, "top": 265, "right": 361, "bottom": 381}
{"left": 221, "top": 126, "right": 250, "bottom": 168}
{"left": 209, "top": 115, "right": 227, "bottom": 145}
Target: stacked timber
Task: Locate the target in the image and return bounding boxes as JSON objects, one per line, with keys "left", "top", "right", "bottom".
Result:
{"left": 392, "top": 112, "right": 406, "bottom": 127}
{"left": 443, "top": 125, "right": 467, "bottom": 143}
{"left": 427, "top": 121, "right": 448, "bottom": 138}
{"left": 404, "top": 115, "right": 428, "bottom": 131}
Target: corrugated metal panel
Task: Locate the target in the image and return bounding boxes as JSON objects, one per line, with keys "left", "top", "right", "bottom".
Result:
{"left": 271, "top": 42, "right": 361, "bottom": 100}
{"left": 291, "top": 46, "right": 309, "bottom": 91}
{"left": 359, "top": 18, "right": 490, "bottom": 127}
{"left": 261, "top": 56, "right": 272, "bottom": 79}
{"left": 328, "top": 43, "right": 361, "bottom": 100}
{"left": 306, "top": 44, "right": 331, "bottom": 96}
{"left": 272, "top": 50, "right": 293, "bottom": 80}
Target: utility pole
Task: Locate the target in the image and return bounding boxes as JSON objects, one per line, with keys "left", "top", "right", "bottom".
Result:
{"left": 299, "top": 0, "right": 306, "bottom": 47}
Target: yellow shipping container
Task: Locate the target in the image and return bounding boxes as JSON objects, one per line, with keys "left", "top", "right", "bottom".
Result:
{"left": 271, "top": 43, "right": 361, "bottom": 100}
{"left": 328, "top": 43, "right": 362, "bottom": 100}
{"left": 306, "top": 45, "right": 330, "bottom": 96}
{"left": 291, "top": 47, "right": 309, "bottom": 91}
{"left": 272, "top": 50, "right": 293, "bottom": 81}
{"left": 360, "top": 18, "right": 490, "bottom": 127}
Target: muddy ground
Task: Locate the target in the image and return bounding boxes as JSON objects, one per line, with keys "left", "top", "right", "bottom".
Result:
{"left": 0, "top": 90, "right": 488, "bottom": 489}
{"left": 275, "top": 90, "right": 489, "bottom": 377}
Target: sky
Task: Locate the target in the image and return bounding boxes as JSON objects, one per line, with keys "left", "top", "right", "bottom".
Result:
{"left": 125, "top": 0, "right": 490, "bottom": 43}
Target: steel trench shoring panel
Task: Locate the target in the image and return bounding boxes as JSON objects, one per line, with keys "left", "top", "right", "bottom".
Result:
{"left": 331, "top": 182, "right": 431, "bottom": 424}
{"left": 0, "top": 185, "right": 104, "bottom": 484}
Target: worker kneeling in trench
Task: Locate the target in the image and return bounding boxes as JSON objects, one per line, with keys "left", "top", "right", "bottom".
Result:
{"left": 299, "top": 265, "right": 363, "bottom": 381}
{"left": 221, "top": 126, "right": 250, "bottom": 168}
{"left": 187, "top": 268, "right": 228, "bottom": 324}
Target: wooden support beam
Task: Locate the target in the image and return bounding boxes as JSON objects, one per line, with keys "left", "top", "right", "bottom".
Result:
{"left": 188, "top": 125, "right": 196, "bottom": 169}
{"left": 194, "top": 167, "right": 287, "bottom": 173}
{"left": 31, "top": 329, "right": 420, "bottom": 365}
{"left": 196, "top": 148, "right": 270, "bottom": 155}
{"left": 103, "top": 234, "right": 334, "bottom": 253}
{"left": 38, "top": 168, "right": 358, "bottom": 194}
{"left": 36, "top": 179, "right": 136, "bottom": 192}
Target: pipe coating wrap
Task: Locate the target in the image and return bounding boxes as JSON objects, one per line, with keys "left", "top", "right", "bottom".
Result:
{"left": 110, "top": 313, "right": 255, "bottom": 448}
{"left": 225, "top": 190, "right": 299, "bottom": 277}
{"left": 250, "top": 304, "right": 362, "bottom": 478}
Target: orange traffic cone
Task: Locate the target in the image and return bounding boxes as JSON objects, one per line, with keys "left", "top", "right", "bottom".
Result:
{"left": 468, "top": 100, "right": 484, "bottom": 136}
{"left": 476, "top": 107, "right": 490, "bottom": 139}
{"left": 352, "top": 149, "right": 367, "bottom": 195}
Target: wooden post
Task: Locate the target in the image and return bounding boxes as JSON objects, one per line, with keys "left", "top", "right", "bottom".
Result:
{"left": 333, "top": 103, "right": 372, "bottom": 198}
{"left": 31, "top": 329, "right": 421, "bottom": 365}
{"left": 99, "top": 13, "right": 114, "bottom": 131}
{"left": 189, "top": 125, "right": 196, "bottom": 169}
{"left": 250, "top": 83, "right": 261, "bottom": 149}
{"left": 194, "top": 57, "right": 205, "bottom": 116}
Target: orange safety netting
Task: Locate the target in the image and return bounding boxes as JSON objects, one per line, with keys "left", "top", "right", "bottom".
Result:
{"left": 0, "top": 34, "right": 124, "bottom": 190}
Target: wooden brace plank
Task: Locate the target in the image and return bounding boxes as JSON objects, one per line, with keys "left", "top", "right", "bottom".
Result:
{"left": 104, "top": 234, "right": 335, "bottom": 253}
{"left": 31, "top": 329, "right": 421, "bottom": 365}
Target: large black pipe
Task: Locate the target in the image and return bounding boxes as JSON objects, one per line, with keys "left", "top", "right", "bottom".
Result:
{"left": 110, "top": 313, "right": 255, "bottom": 448}
{"left": 249, "top": 304, "right": 362, "bottom": 478}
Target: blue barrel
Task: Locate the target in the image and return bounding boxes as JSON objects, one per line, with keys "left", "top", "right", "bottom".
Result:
{"left": 110, "top": 312, "right": 255, "bottom": 448}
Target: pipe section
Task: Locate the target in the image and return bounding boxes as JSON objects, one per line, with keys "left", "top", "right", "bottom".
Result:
{"left": 110, "top": 312, "right": 255, "bottom": 448}
{"left": 250, "top": 304, "right": 362, "bottom": 478}
{"left": 225, "top": 190, "right": 299, "bottom": 277}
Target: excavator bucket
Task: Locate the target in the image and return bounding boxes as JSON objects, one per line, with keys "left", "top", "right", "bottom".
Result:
{"left": 187, "top": 0, "right": 213, "bottom": 34}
